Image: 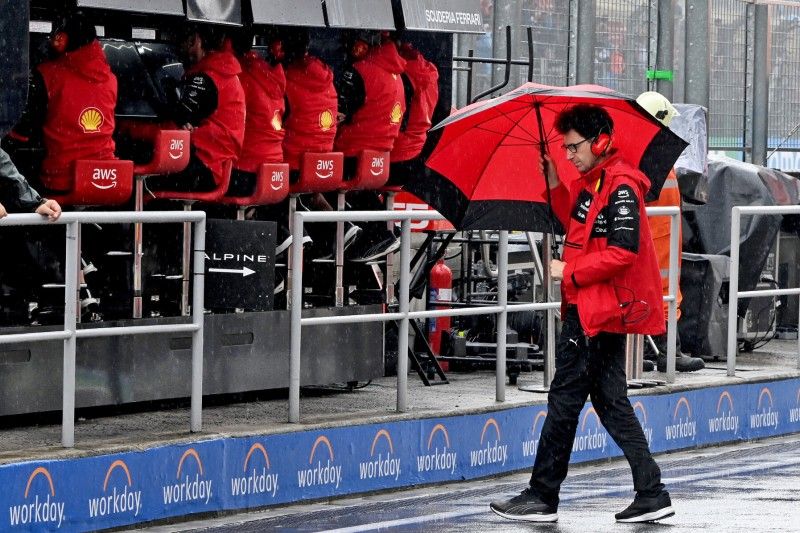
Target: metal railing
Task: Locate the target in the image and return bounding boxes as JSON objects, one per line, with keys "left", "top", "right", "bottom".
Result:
{"left": 289, "top": 207, "right": 681, "bottom": 423}
{"left": 0, "top": 211, "right": 206, "bottom": 448}
{"left": 727, "top": 205, "right": 800, "bottom": 375}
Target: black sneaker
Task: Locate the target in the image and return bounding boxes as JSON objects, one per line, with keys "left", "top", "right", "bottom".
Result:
{"left": 347, "top": 234, "right": 400, "bottom": 263}
{"left": 489, "top": 488, "right": 558, "bottom": 522}
{"left": 615, "top": 491, "right": 674, "bottom": 523}
{"left": 657, "top": 354, "right": 705, "bottom": 372}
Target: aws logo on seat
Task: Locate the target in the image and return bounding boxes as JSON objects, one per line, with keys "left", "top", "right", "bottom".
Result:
{"left": 271, "top": 170, "right": 286, "bottom": 191}
{"left": 791, "top": 388, "right": 800, "bottom": 425}
{"left": 8, "top": 466, "right": 66, "bottom": 529}
{"left": 359, "top": 428, "right": 401, "bottom": 481}
{"left": 79, "top": 107, "right": 105, "bottom": 133}
{"left": 91, "top": 167, "right": 118, "bottom": 190}
{"left": 573, "top": 407, "right": 608, "bottom": 452}
{"left": 750, "top": 387, "right": 779, "bottom": 430}
{"left": 665, "top": 396, "right": 696, "bottom": 441}
{"left": 88, "top": 459, "right": 142, "bottom": 520}
{"left": 162, "top": 448, "right": 213, "bottom": 506}
{"left": 298, "top": 435, "right": 342, "bottom": 489}
{"left": 369, "top": 156, "right": 386, "bottom": 176}
{"left": 416, "top": 423, "right": 457, "bottom": 474}
{"left": 522, "top": 410, "right": 547, "bottom": 458}
{"left": 469, "top": 418, "right": 508, "bottom": 467}
{"left": 230, "top": 443, "right": 279, "bottom": 498}
{"left": 708, "top": 390, "right": 740, "bottom": 434}
{"left": 632, "top": 401, "right": 653, "bottom": 445}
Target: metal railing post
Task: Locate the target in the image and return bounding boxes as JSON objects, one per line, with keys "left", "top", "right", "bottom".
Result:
{"left": 289, "top": 211, "right": 304, "bottom": 423}
{"left": 62, "top": 221, "right": 79, "bottom": 448}
{"left": 496, "top": 231, "right": 508, "bottom": 402}
{"left": 543, "top": 233, "right": 556, "bottom": 388}
{"left": 181, "top": 205, "right": 192, "bottom": 316}
{"left": 751, "top": 2, "right": 769, "bottom": 166}
{"left": 727, "top": 207, "right": 741, "bottom": 376}
{"left": 397, "top": 219, "right": 411, "bottom": 412}
{"left": 666, "top": 210, "right": 680, "bottom": 383}
{"left": 190, "top": 216, "right": 206, "bottom": 432}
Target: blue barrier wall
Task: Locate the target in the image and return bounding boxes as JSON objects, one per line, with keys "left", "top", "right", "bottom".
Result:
{"left": 3, "top": 378, "right": 800, "bottom": 531}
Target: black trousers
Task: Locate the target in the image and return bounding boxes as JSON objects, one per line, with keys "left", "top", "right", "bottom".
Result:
{"left": 529, "top": 306, "right": 664, "bottom": 507}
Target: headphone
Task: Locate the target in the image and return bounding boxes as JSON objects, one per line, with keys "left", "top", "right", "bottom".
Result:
{"left": 590, "top": 125, "right": 613, "bottom": 157}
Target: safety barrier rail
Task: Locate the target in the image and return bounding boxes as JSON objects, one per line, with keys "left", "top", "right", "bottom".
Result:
{"left": 0, "top": 211, "right": 206, "bottom": 448}
{"left": 289, "top": 207, "right": 680, "bottom": 423}
{"left": 727, "top": 205, "right": 800, "bottom": 375}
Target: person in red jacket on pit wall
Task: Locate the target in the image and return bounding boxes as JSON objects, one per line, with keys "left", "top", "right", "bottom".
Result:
{"left": 490, "top": 104, "right": 674, "bottom": 524}
{"left": 146, "top": 24, "right": 245, "bottom": 192}
{"left": 228, "top": 27, "right": 286, "bottom": 197}
{"left": 7, "top": 10, "right": 117, "bottom": 194}
{"left": 388, "top": 38, "right": 439, "bottom": 186}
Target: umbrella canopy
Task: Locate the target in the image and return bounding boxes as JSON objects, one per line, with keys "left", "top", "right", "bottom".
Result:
{"left": 406, "top": 83, "right": 689, "bottom": 232}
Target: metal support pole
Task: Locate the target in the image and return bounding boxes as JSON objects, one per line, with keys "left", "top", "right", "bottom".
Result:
{"left": 286, "top": 195, "right": 297, "bottom": 310}
{"left": 62, "top": 221, "right": 79, "bottom": 448}
{"left": 666, "top": 210, "right": 679, "bottom": 383}
{"left": 496, "top": 231, "right": 509, "bottom": 402}
{"left": 289, "top": 212, "right": 304, "bottom": 422}
{"left": 625, "top": 334, "right": 644, "bottom": 381}
{"left": 726, "top": 208, "right": 741, "bottom": 376}
{"left": 397, "top": 219, "right": 411, "bottom": 412}
{"left": 190, "top": 216, "right": 206, "bottom": 432}
{"left": 181, "top": 204, "right": 192, "bottom": 316}
{"left": 684, "top": 0, "right": 710, "bottom": 109}
{"left": 133, "top": 177, "right": 144, "bottom": 318}
{"left": 335, "top": 192, "right": 345, "bottom": 307}
{"left": 656, "top": 0, "right": 674, "bottom": 100}
{"left": 384, "top": 192, "right": 397, "bottom": 304}
{"left": 543, "top": 234, "right": 556, "bottom": 388}
{"left": 575, "top": 0, "right": 596, "bottom": 85}
{"left": 751, "top": 3, "right": 769, "bottom": 166}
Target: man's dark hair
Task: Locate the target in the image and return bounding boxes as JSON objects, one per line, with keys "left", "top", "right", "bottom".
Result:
{"left": 182, "top": 23, "right": 226, "bottom": 52}
{"left": 555, "top": 104, "right": 614, "bottom": 140}
{"left": 52, "top": 10, "right": 96, "bottom": 51}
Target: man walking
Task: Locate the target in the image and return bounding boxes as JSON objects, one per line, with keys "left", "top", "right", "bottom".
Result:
{"left": 490, "top": 104, "right": 673, "bottom": 523}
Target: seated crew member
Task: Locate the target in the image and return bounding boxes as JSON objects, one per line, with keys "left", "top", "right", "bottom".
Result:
{"left": 332, "top": 32, "right": 407, "bottom": 263}
{"left": 146, "top": 24, "right": 245, "bottom": 192}
{"left": 388, "top": 38, "right": 439, "bottom": 186}
{"left": 7, "top": 10, "right": 117, "bottom": 193}
{"left": 228, "top": 27, "right": 286, "bottom": 197}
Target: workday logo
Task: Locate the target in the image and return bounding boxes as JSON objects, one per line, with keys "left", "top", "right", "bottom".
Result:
{"left": 708, "top": 390, "right": 740, "bottom": 435}
{"left": 298, "top": 435, "right": 342, "bottom": 489}
{"left": 791, "top": 388, "right": 800, "bottom": 425}
{"left": 162, "top": 448, "right": 213, "bottom": 506}
{"left": 750, "top": 387, "right": 779, "bottom": 430}
{"left": 665, "top": 396, "right": 696, "bottom": 441}
{"left": 469, "top": 418, "right": 508, "bottom": 467}
{"left": 632, "top": 401, "right": 653, "bottom": 446}
{"left": 573, "top": 407, "right": 608, "bottom": 452}
{"left": 359, "top": 429, "right": 401, "bottom": 481}
{"left": 88, "top": 459, "right": 142, "bottom": 520}
{"left": 522, "top": 410, "right": 547, "bottom": 458}
{"left": 230, "top": 443, "right": 279, "bottom": 499}
{"left": 8, "top": 466, "right": 66, "bottom": 528}
{"left": 416, "top": 423, "right": 457, "bottom": 474}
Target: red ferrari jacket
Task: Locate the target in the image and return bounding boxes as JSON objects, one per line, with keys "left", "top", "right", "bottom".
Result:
{"left": 37, "top": 41, "right": 117, "bottom": 191}
{"left": 391, "top": 50, "right": 439, "bottom": 162}
{"left": 185, "top": 50, "right": 246, "bottom": 186}
{"left": 283, "top": 55, "right": 338, "bottom": 170}
{"left": 550, "top": 152, "right": 665, "bottom": 336}
{"left": 334, "top": 41, "right": 406, "bottom": 156}
{"left": 236, "top": 51, "right": 286, "bottom": 172}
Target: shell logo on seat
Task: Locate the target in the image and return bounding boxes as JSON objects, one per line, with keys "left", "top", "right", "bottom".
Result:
{"left": 390, "top": 103, "right": 403, "bottom": 124}
{"left": 271, "top": 110, "right": 283, "bottom": 131}
{"left": 319, "top": 110, "right": 334, "bottom": 132}
{"left": 79, "top": 107, "right": 105, "bottom": 133}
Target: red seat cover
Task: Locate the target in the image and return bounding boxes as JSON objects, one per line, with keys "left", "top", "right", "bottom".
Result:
{"left": 134, "top": 129, "right": 191, "bottom": 176}
{"left": 223, "top": 163, "right": 289, "bottom": 207}
{"left": 290, "top": 152, "right": 344, "bottom": 194}
{"left": 48, "top": 159, "right": 134, "bottom": 206}
{"left": 346, "top": 150, "right": 391, "bottom": 191}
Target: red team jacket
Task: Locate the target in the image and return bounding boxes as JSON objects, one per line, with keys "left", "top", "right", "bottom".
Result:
{"left": 185, "top": 50, "right": 246, "bottom": 186}
{"left": 283, "top": 55, "right": 338, "bottom": 170}
{"left": 37, "top": 40, "right": 117, "bottom": 191}
{"left": 550, "top": 152, "right": 665, "bottom": 336}
{"left": 236, "top": 51, "right": 286, "bottom": 172}
{"left": 334, "top": 41, "right": 407, "bottom": 157}
{"left": 390, "top": 49, "right": 439, "bottom": 163}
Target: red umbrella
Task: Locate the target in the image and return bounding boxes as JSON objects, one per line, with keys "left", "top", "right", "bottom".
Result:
{"left": 406, "top": 83, "right": 688, "bottom": 233}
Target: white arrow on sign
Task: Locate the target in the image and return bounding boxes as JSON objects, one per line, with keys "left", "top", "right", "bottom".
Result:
{"left": 208, "top": 266, "right": 256, "bottom": 277}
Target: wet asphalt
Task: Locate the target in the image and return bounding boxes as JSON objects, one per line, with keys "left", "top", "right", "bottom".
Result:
{"left": 139, "top": 434, "right": 800, "bottom": 533}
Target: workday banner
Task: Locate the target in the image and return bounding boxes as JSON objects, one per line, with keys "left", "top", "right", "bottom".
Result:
{"left": 1, "top": 378, "right": 800, "bottom": 531}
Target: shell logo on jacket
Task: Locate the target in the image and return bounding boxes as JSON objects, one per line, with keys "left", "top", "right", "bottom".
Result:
{"left": 390, "top": 103, "right": 403, "bottom": 124}
{"left": 319, "top": 110, "right": 335, "bottom": 132}
{"left": 78, "top": 107, "right": 105, "bottom": 133}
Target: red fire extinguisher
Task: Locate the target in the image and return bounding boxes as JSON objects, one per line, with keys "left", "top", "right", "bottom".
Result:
{"left": 429, "top": 259, "right": 452, "bottom": 362}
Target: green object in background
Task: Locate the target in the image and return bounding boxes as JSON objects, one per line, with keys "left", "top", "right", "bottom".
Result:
{"left": 646, "top": 69, "right": 674, "bottom": 81}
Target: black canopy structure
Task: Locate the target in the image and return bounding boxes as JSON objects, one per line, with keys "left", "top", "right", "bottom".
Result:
{"left": 76, "top": 0, "right": 184, "bottom": 16}
{"left": 323, "top": 0, "right": 396, "bottom": 30}
{"left": 250, "top": 0, "right": 326, "bottom": 27}
{"left": 186, "top": 0, "right": 243, "bottom": 26}
{"left": 393, "top": 0, "right": 483, "bottom": 33}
